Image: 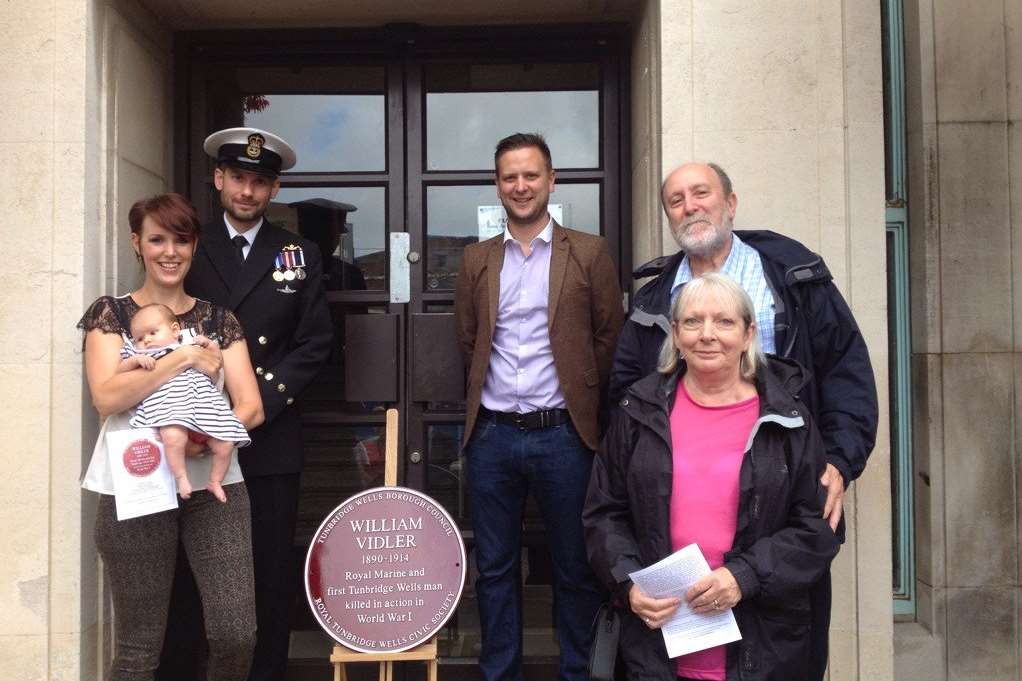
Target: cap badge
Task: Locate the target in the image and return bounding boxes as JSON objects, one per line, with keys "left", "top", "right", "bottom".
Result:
{"left": 246, "top": 133, "right": 265, "bottom": 159}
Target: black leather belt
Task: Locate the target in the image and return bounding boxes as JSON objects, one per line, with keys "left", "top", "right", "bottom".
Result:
{"left": 479, "top": 406, "right": 571, "bottom": 430}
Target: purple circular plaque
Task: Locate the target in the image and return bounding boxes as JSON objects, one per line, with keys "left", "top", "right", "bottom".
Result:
{"left": 305, "top": 487, "right": 467, "bottom": 653}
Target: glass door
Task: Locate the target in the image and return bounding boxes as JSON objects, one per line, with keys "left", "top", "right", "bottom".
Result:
{"left": 181, "top": 26, "right": 627, "bottom": 678}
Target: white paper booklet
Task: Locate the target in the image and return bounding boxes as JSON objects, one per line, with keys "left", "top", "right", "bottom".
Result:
{"left": 105, "top": 428, "right": 178, "bottom": 520}
{"left": 628, "top": 543, "right": 743, "bottom": 658}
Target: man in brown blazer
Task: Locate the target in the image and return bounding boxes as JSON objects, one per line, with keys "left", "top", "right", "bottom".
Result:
{"left": 454, "top": 132, "right": 623, "bottom": 681}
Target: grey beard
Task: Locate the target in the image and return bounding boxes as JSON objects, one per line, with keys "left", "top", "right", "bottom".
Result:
{"left": 672, "top": 215, "right": 731, "bottom": 258}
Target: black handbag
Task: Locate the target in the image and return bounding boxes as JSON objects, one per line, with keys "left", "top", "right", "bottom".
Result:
{"left": 588, "top": 603, "right": 621, "bottom": 681}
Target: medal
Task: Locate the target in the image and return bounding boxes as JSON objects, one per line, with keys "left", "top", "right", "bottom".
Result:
{"left": 273, "top": 252, "right": 288, "bottom": 282}
{"left": 292, "top": 246, "right": 307, "bottom": 281}
{"left": 279, "top": 244, "right": 306, "bottom": 283}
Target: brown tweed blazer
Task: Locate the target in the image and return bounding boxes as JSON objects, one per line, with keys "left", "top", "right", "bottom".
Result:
{"left": 454, "top": 223, "right": 624, "bottom": 450}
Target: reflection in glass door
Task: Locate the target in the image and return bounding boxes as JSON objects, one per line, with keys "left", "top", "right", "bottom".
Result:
{"left": 183, "top": 27, "right": 627, "bottom": 678}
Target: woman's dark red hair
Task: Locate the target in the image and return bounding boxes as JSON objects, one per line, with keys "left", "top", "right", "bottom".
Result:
{"left": 128, "top": 193, "right": 200, "bottom": 242}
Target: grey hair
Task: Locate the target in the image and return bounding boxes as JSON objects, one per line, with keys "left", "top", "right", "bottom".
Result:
{"left": 660, "top": 162, "right": 734, "bottom": 211}
{"left": 706, "top": 163, "right": 733, "bottom": 197}
{"left": 657, "top": 272, "right": 765, "bottom": 380}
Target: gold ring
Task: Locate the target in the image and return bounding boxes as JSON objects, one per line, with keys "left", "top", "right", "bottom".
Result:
{"left": 713, "top": 598, "right": 720, "bottom": 609}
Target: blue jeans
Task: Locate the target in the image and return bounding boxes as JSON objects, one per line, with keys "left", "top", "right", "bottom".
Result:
{"left": 466, "top": 412, "right": 605, "bottom": 681}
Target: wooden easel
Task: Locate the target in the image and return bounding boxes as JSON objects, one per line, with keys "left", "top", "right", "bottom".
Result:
{"left": 329, "top": 408, "right": 440, "bottom": 681}
{"left": 330, "top": 638, "right": 438, "bottom": 681}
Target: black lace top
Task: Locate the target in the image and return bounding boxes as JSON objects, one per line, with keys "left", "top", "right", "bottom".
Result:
{"left": 77, "top": 295, "right": 244, "bottom": 349}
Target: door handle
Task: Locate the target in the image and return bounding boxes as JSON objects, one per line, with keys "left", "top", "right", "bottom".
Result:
{"left": 390, "top": 232, "right": 410, "bottom": 303}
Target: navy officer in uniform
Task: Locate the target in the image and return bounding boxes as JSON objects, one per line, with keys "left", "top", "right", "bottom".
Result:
{"left": 160, "top": 127, "right": 332, "bottom": 681}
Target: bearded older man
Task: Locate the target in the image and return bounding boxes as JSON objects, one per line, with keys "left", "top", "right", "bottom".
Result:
{"left": 608, "top": 162, "right": 878, "bottom": 681}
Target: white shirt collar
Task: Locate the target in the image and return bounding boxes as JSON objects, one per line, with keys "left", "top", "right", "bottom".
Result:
{"left": 503, "top": 217, "right": 554, "bottom": 246}
{"left": 223, "top": 212, "right": 264, "bottom": 246}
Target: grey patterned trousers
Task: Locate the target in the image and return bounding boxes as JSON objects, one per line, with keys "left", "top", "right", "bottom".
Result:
{"left": 95, "top": 483, "right": 257, "bottom": 681}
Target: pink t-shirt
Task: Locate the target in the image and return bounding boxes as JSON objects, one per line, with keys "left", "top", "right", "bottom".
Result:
{"left": 670, "top": 382, "right": 760, "bottom": 681}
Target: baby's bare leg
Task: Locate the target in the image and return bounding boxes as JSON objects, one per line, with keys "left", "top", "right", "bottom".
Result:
{"left": 204, "top": 438, "right": 235, "bottom": 503}
{"left": 160, "top": 425, "right": 192, "bottom": 499}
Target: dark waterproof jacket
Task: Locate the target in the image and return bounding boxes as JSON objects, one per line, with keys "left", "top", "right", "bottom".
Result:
{"left": 609, "top": 230, "right": 878, "bottom": 495}
{"left": 583, "top": 358, "right": 840, "bottom": 681}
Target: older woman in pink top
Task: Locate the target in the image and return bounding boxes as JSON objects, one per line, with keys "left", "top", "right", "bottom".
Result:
{"left": 584, "top": 273, "right": 839, "bottom": 681}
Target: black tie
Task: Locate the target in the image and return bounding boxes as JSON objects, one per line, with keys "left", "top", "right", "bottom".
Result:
{"left": 232, "top": 235, "right": 248, "bottom": 264}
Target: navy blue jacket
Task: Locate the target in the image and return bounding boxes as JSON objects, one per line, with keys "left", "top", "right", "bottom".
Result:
{"left": 585, "top": 358, "right": 840, "bottom": 681}
{"left": 609, "top": 230, "right": 878, "bottom": 491}
{"left": 186, "top": 219, "right": 333, "bottom": 478}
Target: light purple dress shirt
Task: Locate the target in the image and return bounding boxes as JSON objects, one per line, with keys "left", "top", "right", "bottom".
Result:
{"left": 480, "top": 219, "right": 566, "bottom": 414}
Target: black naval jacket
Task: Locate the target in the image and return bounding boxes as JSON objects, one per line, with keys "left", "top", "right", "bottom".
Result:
{"left": 186, "top": 218, "right": 332, "bottom": 478}
{"left": 609, "top": 230, "right": 878, "bottom": 501}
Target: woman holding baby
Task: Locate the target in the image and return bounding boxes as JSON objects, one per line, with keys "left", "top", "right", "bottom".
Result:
{"left": 79, "top": 193, "right": 263, "bottom": 681}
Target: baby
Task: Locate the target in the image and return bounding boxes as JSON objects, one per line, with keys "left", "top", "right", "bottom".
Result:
{"left": 118, "top": 303, "right": 250, "bottom": 502}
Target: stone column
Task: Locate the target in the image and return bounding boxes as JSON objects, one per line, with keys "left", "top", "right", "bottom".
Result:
{"left": 902, "top": 1, "right": 1022, "bottom": 679}
{"left": 0, "top": 0, "right": 172, "bottom": 678}
{"left": 0, "top": 1, "right": 93, "bottom": 678}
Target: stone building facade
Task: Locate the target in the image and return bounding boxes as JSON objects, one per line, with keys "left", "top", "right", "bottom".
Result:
{"left": 0, "top": 1, "right": 1013, "bottom": 679}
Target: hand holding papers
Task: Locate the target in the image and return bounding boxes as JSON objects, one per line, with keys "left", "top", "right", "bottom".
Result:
{"left": 628, "top": 544, "right": 742, "bottom": 658}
